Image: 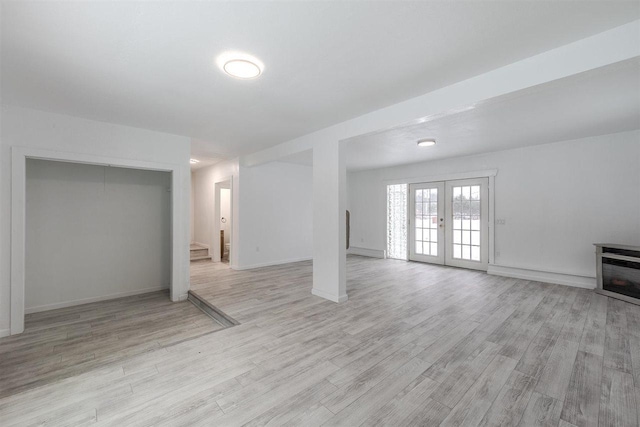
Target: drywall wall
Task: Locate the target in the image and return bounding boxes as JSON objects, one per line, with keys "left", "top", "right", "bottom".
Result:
{"left": 237, "top": 161, "right": 313, "bottom": 269}
{"left": 25, "top": 159, "right": 171, "bottom": 312}
{"left": 191, "top": 160, "right": 239, "bottom": 266}
{"left": 347, "top": 130, "right": 640, "bottom": 280}
{"left": 0, "top": 105, "right": 191, "bottom": 335}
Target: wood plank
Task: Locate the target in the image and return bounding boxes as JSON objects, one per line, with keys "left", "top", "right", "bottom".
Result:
{"left": 356, "top": 374, "right": 441, "bottom": 426}
{"left": 440, "top": 354, "right": 518, "bottom": 427}
{"left": 515, "top": 287, "right": 577, "bottom": 380}
{"left": 558, "top": 290, "right": 592, "bottom": 343}
{"left": 559, "top": 350, "right": 603, "bottom": 427}
{"left": 578, "top": 293, "right": 608, "bottom": 357}
{"left": 518, "top": 392, "right": 563, "bottom": 427}
{"left": 534, "top": 338, "right": 580, "bottom": 401}
{"left": 477, "top": 370, "right": 537, "bottom": 427}
{"left": 322, "top": 357, "right": 432, "bottom": 426}
{"left": 431, "top": 340, "right": 503, "bottom": 409}
{"left": 321, "top": 343, "right": 424, "bottom": 414}
{"left": 599, "top": 367, "right": 638, "bottom": 427}
{"left": 603, "top": 325, "right": 633, "bottom": 375}
{"left": 479, "top": 371, "right": 536, "bottom": 426}
{"left": 600, "top": 367, "right": 638, "bottom": 427}
{"left": 396, "top": 397, "right": 451, "bottom": 427}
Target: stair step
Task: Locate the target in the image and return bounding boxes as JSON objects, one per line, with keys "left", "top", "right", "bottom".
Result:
{"left": 190, "top": 248, "right": 209, "bottom": 257}
{"left": 190, "top": 255, "right": 212, "bottom": 261}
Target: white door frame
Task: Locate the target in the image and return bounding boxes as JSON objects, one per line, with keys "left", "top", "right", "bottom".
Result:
{"left": 10, "top": 146, "right": 187, "bottom": 335}
{"left": 383, "top": 169, "right": 498, "bottom": 265}
{"left": 213, "top": 177, "right": 233, "bottom": 264}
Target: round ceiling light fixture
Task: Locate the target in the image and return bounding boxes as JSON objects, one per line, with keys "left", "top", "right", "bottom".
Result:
{"left": 217, "top": 52, "right": 263, "bottom": 79}
{"left": 417, "top": 138, "right": 436, "bottom": 147}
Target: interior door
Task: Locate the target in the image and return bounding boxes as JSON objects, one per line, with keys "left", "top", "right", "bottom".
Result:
{"left": 445, "top": 178, "right": 489, "bottom": 271}
{"left": 409, "top": 182, "right": 445, "bottom": 264}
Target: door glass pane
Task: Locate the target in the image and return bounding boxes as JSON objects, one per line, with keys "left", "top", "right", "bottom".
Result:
{"left": 453, "top": 244, "right": 462, "bottom": 258}
{"left": 462, "top": 245, "right": 471, "bottom": 259}
{"left": 387, "top": 184, "right": 407, "bottom": 260}
{"left": 430, "top": 242, "right": 438, "bottom": 255}
{"left": 452, "top": 184, "right": 481, "bottom": 261}
{"left": 414, "top": 187, "right": 438, "bottom": 256}
{"left": 471, "top": 185, "right": 480, "bottom": 200}
{"left": 471, "top": 246, "right": 480, "bottom": 261}
{"left": 429, "top": 202, "right": 437, "bottom": 216}
{"left": 462, "top": 186, "right": 470, "bottom": 200}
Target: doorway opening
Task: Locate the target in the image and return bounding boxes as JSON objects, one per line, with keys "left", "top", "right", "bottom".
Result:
{"left": 217, "top": 180, "right": 232, "bottom": 264}
{"left": 190, "top": 175, "right": 233, "bottom": 268}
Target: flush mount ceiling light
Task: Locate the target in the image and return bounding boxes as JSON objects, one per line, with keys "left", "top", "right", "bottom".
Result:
{"left": 217, "top": 52, "right": 263, "bottom": 79}
{"left": 224, "top": 59, "right": 261, "bottom": 78}
{"left": 417, "top": 138, "right": 436, "bottom": 147}
{"left": 190, "top": 159, "right": 200, "bottom": 164}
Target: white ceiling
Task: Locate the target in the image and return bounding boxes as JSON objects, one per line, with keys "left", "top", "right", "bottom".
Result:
{"left": 2, "top": 1, "right": 639, "bottom": 161}
{"left": 281, "top": 58, "right": 640, "bottom": 171}
{"left": 352, "top": 58, "right": 640, "bottom": 170}
{"left": 190, "top": 157, "right": 223, "bottom": 171}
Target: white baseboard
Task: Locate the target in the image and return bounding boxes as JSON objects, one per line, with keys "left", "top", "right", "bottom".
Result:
{"left": 24, "top": 286, "right": 169, "bottom": 314}
{"left": 487, "top": 265, "right": 596, "bottom": 289}
{"left": 347, "top": 247, "right": 386, "bottom": 259}
{"left": 312, "top": 287, "right": 349, "bottom": 303}
{"left": 234, "top": 256, "right": 313, "bottom": 271}
{"left": 0, "top": 328, "right": 10, "bottom": 338}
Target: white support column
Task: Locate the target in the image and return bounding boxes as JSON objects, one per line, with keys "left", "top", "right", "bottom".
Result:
{"left": 312, "top": 139, "right": 347, "bottom": 303}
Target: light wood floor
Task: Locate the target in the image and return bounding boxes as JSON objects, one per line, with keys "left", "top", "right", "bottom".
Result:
{"left": 1, "top": 256, "right": 639, "bottom": 426}
{"left": 0, "top": 291, "right": 224, "bottom": 399}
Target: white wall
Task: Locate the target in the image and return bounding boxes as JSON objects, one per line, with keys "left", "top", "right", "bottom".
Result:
{"left": 0, "top": 105, "right": 191, "bottom": 335}
{"left": 237, "top": 161, "right": 313, "bottom": 269}
{"left": 190, "top": 171, "right": 196, "bottom": 243}
{"left": 25, "top": 159, "right": 171, "bottom": 313}
{"left": 347, "top": 130, "right": 640, "bottom": 279}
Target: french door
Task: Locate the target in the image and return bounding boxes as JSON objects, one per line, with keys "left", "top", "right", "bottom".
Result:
{"left": 409, "top": 178, "right": 489, "bottom": 271}
{"left": 409, "top": 182, "right": 445, "bottom": 264}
